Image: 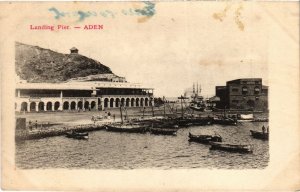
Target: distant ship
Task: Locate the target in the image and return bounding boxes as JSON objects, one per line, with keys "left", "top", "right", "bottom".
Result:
{"left": 184, "top": 83, "right": 206, "bottom": 111}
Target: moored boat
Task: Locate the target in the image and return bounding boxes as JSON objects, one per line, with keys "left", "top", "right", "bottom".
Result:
{"left": 188, "top": 132, "right": 222, "bottom": 144}
{"left": 209, "top": 142, "right": 253, "bottom": 153}
{"left": 150, "top": 128, "right": 177, "bottom": 135}
{"left": 105, "top": 123, "right": 148, "bottom": 133}
{"left": 66, "top": 131, "right": 89, "bottom": 140}
{"left": 250, "top": 130, "right": 269, "bottom": 140}
{"left": 213, "top": 116, "right": 237, "bottom": 125}
{"left": 175, "top": 116, "right": 213, "bottom": 127}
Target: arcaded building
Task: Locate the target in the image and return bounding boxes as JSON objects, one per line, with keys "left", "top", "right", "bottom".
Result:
{"left": 15, "top": 44, "right": 154, "bottom": 112}
{"left": 215, "top": 78, "right": 268, "bottom": 111}
{"left": 15, "top": 79, "right": 154, "bottom": 112}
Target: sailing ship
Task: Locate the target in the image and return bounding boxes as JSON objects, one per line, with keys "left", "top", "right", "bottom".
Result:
{"left": 185, "top": 82, "right": 206, "bottom": 111}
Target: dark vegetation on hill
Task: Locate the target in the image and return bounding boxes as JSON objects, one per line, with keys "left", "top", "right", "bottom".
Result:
{"left": 15, "top": 42, "right": 113, "bottom": 82}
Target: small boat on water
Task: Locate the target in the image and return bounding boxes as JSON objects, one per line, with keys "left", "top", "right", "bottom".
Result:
{"left": 250, "top": 130, "right": 269, "bottom": 140}
{"left": 213, "top": 116, "right": 237, "bottom": 125}
{"left": 150, "top": 128, "right": 177, "bottom": 135}
{"left": 175, "top": 116, "right": 213, "bottom": 127}
{"left": 66, "top": 131, "right": 89, "bottom": 140}
{"left": 188, "top": 132, "right": 222, "bottom": 144}
{"left": 189, "top": 102, "right": 205, "bottom": 112}
{"left": 209, "top": 142, "right": 253, "bottom": 153}
{"left": 105, "top": 123, "right": 148, "bottom": 133}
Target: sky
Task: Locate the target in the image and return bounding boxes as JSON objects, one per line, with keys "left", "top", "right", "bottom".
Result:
{"left": 12, "top": 1, "right": 270, "bottom": 97}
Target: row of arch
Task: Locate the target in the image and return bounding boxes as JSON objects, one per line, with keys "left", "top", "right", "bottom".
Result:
{"left": 17, "top": 97, "right": 154, "bottom": 112}
{"left": 103, "top": 97, "right": 152, "bottom": 108}
{"left": 18, "top": 101, "right": 97, "bottom": 112}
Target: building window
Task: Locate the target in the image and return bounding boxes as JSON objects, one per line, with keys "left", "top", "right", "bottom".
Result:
{"left": 254, "top": 86, "right": 260, "bottom": 94}
{"left": 232, "top": 88, "right": 239, "bottom": 92}
{"left": 242, "top": 86, "right": 248, "bottom": 95}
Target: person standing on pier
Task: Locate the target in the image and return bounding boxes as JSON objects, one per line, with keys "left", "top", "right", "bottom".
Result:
{"left": 262, "top": 125, "right": 266, "bottom": 134}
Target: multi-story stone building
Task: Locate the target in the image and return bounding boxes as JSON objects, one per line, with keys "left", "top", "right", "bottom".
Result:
{"left": 15, "top": 80, "right": 154, "bottom": 112}
{"left": 215, "top": 78, "right": 268, "bottom": 111}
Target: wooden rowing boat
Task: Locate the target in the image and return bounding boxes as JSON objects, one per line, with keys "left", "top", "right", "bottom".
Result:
{"left": 210, "top": 142, "right": 253, "bottom": 153}
{"left": 188, "top": 132, "right": 222, "bottom": 144}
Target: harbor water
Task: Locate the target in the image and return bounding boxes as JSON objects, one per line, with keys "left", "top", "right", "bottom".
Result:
{"left": 16, "top": 122, "right": 269, "bottom": 169}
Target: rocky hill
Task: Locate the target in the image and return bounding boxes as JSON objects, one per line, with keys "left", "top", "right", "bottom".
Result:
{"left": 15, "top": 42, "right": 113, "bottom": 82}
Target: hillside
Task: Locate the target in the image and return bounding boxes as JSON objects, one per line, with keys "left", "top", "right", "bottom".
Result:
{"left": 15, "top": 42, "right": 113, "bottom": 82}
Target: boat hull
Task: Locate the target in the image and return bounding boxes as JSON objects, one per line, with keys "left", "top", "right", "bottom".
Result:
{"left": 188, "top": 133, "right": 222, "bottom": 144}
{"left": 213, "top": 118, "right": 237, "bottom": 126}
{"left": 65, "top": 131, "right": 89, "bottom": 140}
{"left": 210, "top": 142, "right": 253, "bottom": 153}
{"left": 105, "top": 124, "right": 147, "bottom": 133}
{"left": 150, "top": 128, "right": 177, "bottom": 135}
{"left": 250, "top": 130, "right": 269, "bottom": 140}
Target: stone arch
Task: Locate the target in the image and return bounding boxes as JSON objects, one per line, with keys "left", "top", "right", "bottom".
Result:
{"left": 84, "top": 101, "right": 89, "bottom": 109}
{"left": 104, "top": 98, "right": 109, "bottom": 108}
{"left": 140, "top": 98, "right": 144, "bottom": 107}
{"left": 70, "top": 101, "right": 76, "bottom": 110}
{"left": 131, "top": 98, "right": 135, "bottom": 107}
{"left": 38, "top": 102, "right": 45, "bottom": 111}
{"left": 21, "top": 102, "right": 28, "bottom": 111}
{"left": 54, "top": 101, "right": 60, "bottom": 110}
{"left": 145, "top": 98, "right": 149, "bottom": 106}
{"left": 126, "top": 98, "right": 130, "bottom": 107}
{"left": 91, "top": 101, "right": 96, "bottom": 109}
{"left": 115, "top": 98, "right": 120, "bottom": 108}
{"left": 30, "top": 102, "right": 36, "bottom": 111}
{"left": 136, "top": 98, "right": 140, "bottom": 107}
{"left": 46, "top": 102, "right": 52, "bottom": 111}
{"left": 63, "top": 101, "right": 69, "bottom": 110}
{"left": 121, "top": 98, "right": 125, "bottom": 107}
{"left": 78, "top": 101, "right": 83, "bottom": 109}
{"left": 110, "top": 98, "right": 114, "bottom": 108}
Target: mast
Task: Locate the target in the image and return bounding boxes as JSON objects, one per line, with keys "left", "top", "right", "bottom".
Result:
{"left": 197, "top": 82, "right": 198, "bottom": 95}
{"left": 151, "top": 103, "right": 155, "bottom": 117}
{"left": 142, "top": 106, "right": 145, "bottom": 118}
{"left": 120, "top": 103, "right": 123, "bottom": 124}
{"left": 163, "top": 96, "right": 166, "bottom": 117}
{"left": 180, "top": 95, "right": 184, "bottom": 118}
{"left": 125, "top": 107, "right": 128, "bottom": 120}
{"left": 193, "top": 83, "right": 195, "bottom": 93}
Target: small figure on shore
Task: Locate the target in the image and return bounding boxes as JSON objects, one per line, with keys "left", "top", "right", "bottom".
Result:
{"left": 104, "top": 112, "right": 108, "bottom": 119}
{"left": 113, "top": 114, "right": 115, "bottom": 122}
{"left": 35, "top": 120, "right": 38, "bottom": 129}
{"left": 267, "top": 126, "right": 269, "bottom": 133}
{"left": 107, "top": 112, "right": 111, "bottom": 119}
{"left": 28, "top": 120, "right": 32, "bottom": 130}
{"left": 262, "top": 125, "right": 266, "bottom": 134}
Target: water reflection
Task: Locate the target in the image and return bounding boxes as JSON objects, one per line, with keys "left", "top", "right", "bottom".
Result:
{"left": 16, "top": 122, "right": 269, "bottom": 169}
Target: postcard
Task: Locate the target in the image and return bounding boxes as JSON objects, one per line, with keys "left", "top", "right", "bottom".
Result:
{"left": 1, "top": 1, "right": 299, "bottom": 191}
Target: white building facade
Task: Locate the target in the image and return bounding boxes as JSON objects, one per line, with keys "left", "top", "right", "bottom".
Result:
{"left": 15, "top": 81, "right": 154, "bottom": 112}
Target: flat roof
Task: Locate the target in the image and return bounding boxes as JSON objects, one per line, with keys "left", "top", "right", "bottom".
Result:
{"left": 16, "top": 81, "right": 154, "bottom": 90}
